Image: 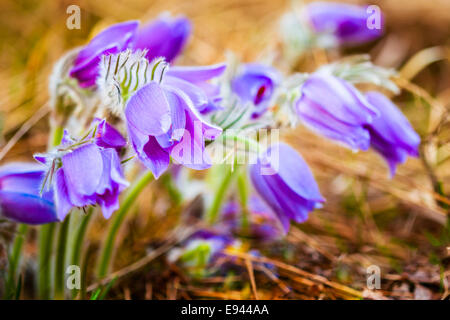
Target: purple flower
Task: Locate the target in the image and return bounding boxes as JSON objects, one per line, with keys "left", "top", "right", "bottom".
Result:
{"left": 92, "top": 118, "right": 127, "bottom": 152}
{"left": 38, "top": 122, "right": 128, "bottom": 220}
{"left": 133, "top": 15, "right": 191, "bottom": 63}
{"left": 364, "top": 91, "right": 420, "bottom": 176}
{"left": 231, "top": 63, "right": 280, "bottom": 117}
{"left": 249, "top": 143, "right": 324, "bottom": 232}
{"left": 125, "top": 64, "right": 225, "bottom": 178}
{"left": 166, "top": 64, "right": 226, "bottom": 113}
{"left": 305, "top": 2, "right": 384, "bottom": 46}
{"left": 222, "top": 195, "right": 284, "bottom": 241}
{"left": 296, "top": 73, "right": 379, "bottom": 151}
{"left": 0, "top": 163, "right": 57, "bottom": 224}
{"left": 70, "top": 21, "right": 139, "bottom": 88}
{"left": 70, "top": 16, "right": 192, "bottom": 89}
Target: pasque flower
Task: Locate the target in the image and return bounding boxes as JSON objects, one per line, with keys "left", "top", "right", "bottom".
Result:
{"left": 70, "top": 21, "right": 139, "bottom": 88}
{"left": 249, "top": 143, "right": 324, "bottom": 232}
{"left": 133, "top": 14, "right": 191, "bottom": 63}
{"left": 70, "top": 15, "right": 191, "bottom": 88}
{"left": 222, "top": 195, "right": 284, "bottom": 241}
{"left": 231, "top": 63, "right": 280, "bottom": 117}
{"left": 36, "top": 120, "right": 128, "bottom": 220}
{"left": 0, "top": 163, "right": 57, "bottom": 224}
{"left": 305, "top": 2, "right": 384, "bottom": 46}
{"left": 125, "top": 63, "right": 225, "bottom": 178}
{"left": 364, "top": 91, "right": 420, "bottom": 176}
{"left": 296, "top": 73, "right": 379, "bottom": 151}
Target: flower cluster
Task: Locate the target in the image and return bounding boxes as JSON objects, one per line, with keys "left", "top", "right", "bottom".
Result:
{"left": 1, "top": 3, "right": 420, "bottom": 257}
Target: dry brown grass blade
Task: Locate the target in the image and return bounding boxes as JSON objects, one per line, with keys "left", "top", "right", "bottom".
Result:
{"left": 245, "top": 258, "right": 259, "bottom": 300}
{"left": 0, "top": 102, "right": 50, "bottom": 161}
{"left": 225, "top": 250, "right": 363, "bottom": 299}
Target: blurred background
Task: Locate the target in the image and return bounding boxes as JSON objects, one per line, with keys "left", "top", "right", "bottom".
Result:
{"left": 0, "top": 0, "right": 449, "bottom": 299}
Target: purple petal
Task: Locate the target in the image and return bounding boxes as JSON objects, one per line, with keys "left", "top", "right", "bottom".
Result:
{"left": 366, "top": 91, "right": 420, "bottom": 154}
{"left": 0, "top": 163, "right": 45, "bottom": 196}
{"left": 296, "top": 74, "right": 377, "bottom": 150}
{"left": 170, "top": 111, "right": 212, "bottom": 170}
{"left": 249, "top": 144, "right": 324, "bottom": 232}
{"left": 96, "top": 148, "right": 128, "bottom": 196}
{"left": 70, "top": 20, "right": 139, "bottom": 87}
{"left": 249, "top": 167, "right": 291, "bottom": 232}
{"left": 262, "top": 144, "right": 324, "bottom": 202}
{"left": 93, "top": 118, "right": 127, "bottom": 150}
{"left": 127, "top": 120, "right": 170, "bottom": 178}
{"left": 61, "top": 144, "right": 104, "bottom": 198}
{"left": 133, "top": 16, "right": 191, "bottom": 62}
{"left": 301, "top": 74, "right": 378, "bottom": 125}
{"left": 0, "top": 191, "right": 58, "bottom": 225}
{"left": 164, "top": 76, "right": 209, "bottom": 112}
{"left": 142, "top": 136, "right": 171, "bottom": 178}
{"left": 231, "top": 63, "right": 280, "bottom": 107}
{"left": 54, "top": 168, "right": 73, "bottom": 221}
{"left": 166, "top": 64, "right": 226, "bottom": 82}
{"left": 365, "top": 91, "right": 420, "bottom": 176}
{"left": 125, "top": 82, "right": 172, "bottom": 136}
{"left": 306, "top": 2, "right": 384, "bottom": 46}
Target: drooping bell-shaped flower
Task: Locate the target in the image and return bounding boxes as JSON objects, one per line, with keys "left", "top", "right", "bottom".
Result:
{"left": 0, "top": 163, "right": 57, "bottom": 224}
{"left": 364, "top": 91, "right": 420, "bottom": 176}
{"left": 133, "top": 14, "right": 191, "bottom": 63}
{"left": 222, "top": 195, "right": 284, "bottom": 241}
{"left": 125, "top": 63, "right": 225, "bottom": 178}
{"left": 305, "top": 2, "right": 384, "bottom": 46}
{"left": 249, "top": 143, "right": 324, "bottom": 232}
{"left": 36, "top": 121, "right": 128, "bottom": 220}
{"left": 295, "top": 73, "right": 379, "bottom": 151}
{"left": 70, "top": 21, "right": 139, "bottom": 88}
{"left": 231, "top": 63, "right": 280, "bottom": 117}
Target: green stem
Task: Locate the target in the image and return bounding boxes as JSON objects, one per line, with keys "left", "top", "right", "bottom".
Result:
{"left": 71, "top": 209, "right": 93, "bottom": 269}
{"left": 97, "top": 171, "right": 154, "bottom": 279}
{"left": 206, "top": 167, "right": 239, "bottom": 225}
{"left": 71, "top": 209, "right": 93, "bottom": 298}
{"left": 237, "top": 169, "right": 250, "bottom": 231}
{"left": 38, "top": 223, "right": 56, "bottom": 299}
{"left": 37, "top": 125, "right": 63, "bottom": 299}
{"left": 161, "top": 172, "right": 183, "bottom": 206}
{"left": 54, "top": 215, "right": 71, "bottom": 299}
{"left": 4, "top": 224, "right": 28, "bottom": 299}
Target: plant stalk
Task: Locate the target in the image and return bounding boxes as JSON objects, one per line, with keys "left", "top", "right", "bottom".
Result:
{"left": 97, "top": 171, "right": 154, "bottom": 279}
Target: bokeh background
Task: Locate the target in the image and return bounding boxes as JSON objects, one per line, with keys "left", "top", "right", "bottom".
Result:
{"left": 0, "top": 0, "right": 449, "bottom": 299}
